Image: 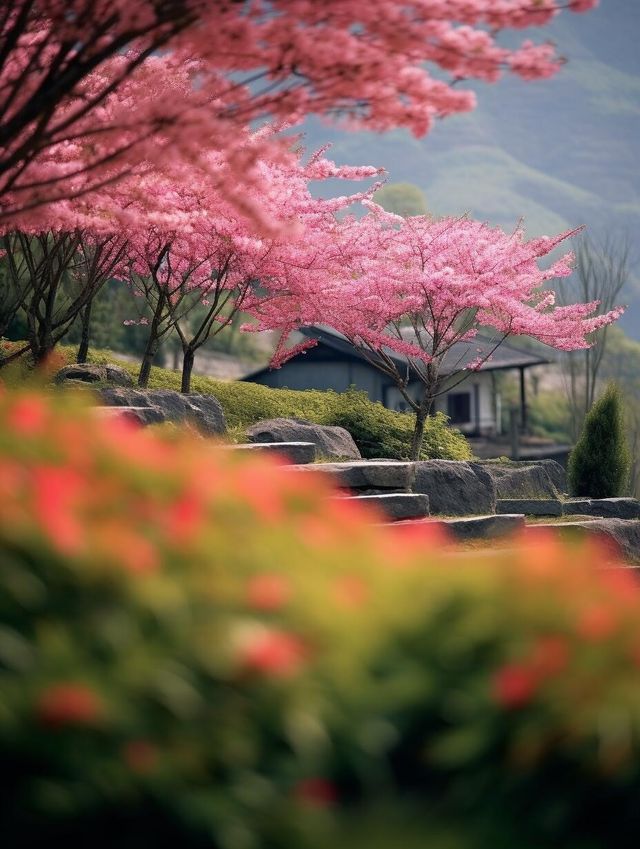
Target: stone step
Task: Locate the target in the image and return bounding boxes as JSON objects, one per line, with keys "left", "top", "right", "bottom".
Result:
{"left": 335, "top": 492, "right": 430, "bottom": 521}
{"left": 562, "top": 498, "right": 640, "bottom": 520}
{"left": 440, "top": 513, "right": 526, "bottom": 540}
{"left": 286, "top": 460, "right": 415, "bottom": 492}
{"left": 225, "top": 442, "right": 317, "bottom": 464}
{"left": 532, "top": 519, "right": 640, "bottom": 564}
{"left": 382, "top": 514, "right": 525, "bottom": 540}
{"left": 497, "top": 498, "right": 562, "bottom": 517}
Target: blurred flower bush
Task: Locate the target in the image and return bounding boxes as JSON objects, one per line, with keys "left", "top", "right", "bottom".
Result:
{"left": 2, "top": 387, "right": 640, "bottom": 849}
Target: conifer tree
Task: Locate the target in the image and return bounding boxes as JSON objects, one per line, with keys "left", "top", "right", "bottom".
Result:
{"left": 568, "top": 382, "right": 631, "bottom": 498}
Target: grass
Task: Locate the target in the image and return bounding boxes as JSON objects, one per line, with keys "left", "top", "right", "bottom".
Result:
{"left": 3, "top": 344, "right": 472, "bottom": 462}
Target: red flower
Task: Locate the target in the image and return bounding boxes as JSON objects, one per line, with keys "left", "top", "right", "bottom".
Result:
{"left": 36, "top": 683, "right": 104, "bottom": 728}
{"left": 32, "top": 465, "right": 85, "bottom": 554}
{"left": 239, "top": 629, "right": 306, "bottom": 678}
{"left": 7, "top": 395, "right": 48, "bottom": 436}
{"left": 166, "top": 491, "right": 204, "bottom": 545}
{"left": 492, "top": 663, "right": 538, "bottom": 709}
{"left": 294, "top": 778, "right": 338, "bottom": 808}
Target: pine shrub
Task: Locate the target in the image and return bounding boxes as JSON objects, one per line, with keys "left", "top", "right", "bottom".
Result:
{"left": 568, "top": 382, "right": 631, "bottom": 498}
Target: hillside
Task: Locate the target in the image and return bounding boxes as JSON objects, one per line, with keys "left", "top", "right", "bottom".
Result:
{"left": 303, "top": 0, "right": 640, "bottom": 336}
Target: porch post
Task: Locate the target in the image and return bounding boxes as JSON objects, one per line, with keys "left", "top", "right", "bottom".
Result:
{"left": 473, "top": 382, "right": 481, "bottom": 435}
{"left": 519, "top": 366, "right": 528, "bottom": 433}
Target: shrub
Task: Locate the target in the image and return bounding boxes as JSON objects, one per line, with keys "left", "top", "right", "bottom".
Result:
{"left": 327, "top": 388, "right": 471, "bottom": 460}
{"left": 568, "top": 382, "right": 631, "bottom": 497}
{"left": 55, "top": 346, "right": 471, "bottom": 460}
{"left": 3, "top": 388, "right": 640, "bottom": 848}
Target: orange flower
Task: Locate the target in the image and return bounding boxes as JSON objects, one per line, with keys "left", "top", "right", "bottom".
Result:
{"left": 36, "top": 683, "right": 104, "bottom": 728}
{"left": 333, "top": 574, "right": 369, "bottom": 608}
{"left": 246, "top": 573, "right": 292, "bottom": 611}
{"left": 576, "top": 604, "right": 617, "bottom": 642}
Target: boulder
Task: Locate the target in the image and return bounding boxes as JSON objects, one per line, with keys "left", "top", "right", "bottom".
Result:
{"left": 563, "top": 498, "right": 640, "bottom": 520}
{"left": 95, "top": 406, "right": 166, "bottom": 426}
{"left": 55, "top": 363, "right": 133, "bottom": 387}
{"left": 536, "top": 460, "right": 567, "bottom": 493}
{"left": 247, "top": 418, "right": 360, "bottom": 461}
{"left": 412, "top": 460, "right": 496, "bottom": 516}
{"left": 99, "top": 388, "right": 226, "bottom": 435}
{"left": 480, "top": 463, "right": 560, "bottom": 500}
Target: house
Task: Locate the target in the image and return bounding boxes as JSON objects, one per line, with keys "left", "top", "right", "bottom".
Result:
{"left": 242, "top": 325, "right": 551, "bottom": 437}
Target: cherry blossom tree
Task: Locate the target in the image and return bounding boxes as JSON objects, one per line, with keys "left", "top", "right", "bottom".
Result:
{"left": 0, "top": 1, "right": 598, "bottom": 224}
{"left": 113, "top": 144, "right": 382, "bottom": 390}
{"left": 249, "top": 204, "right": 624, "bottom": 460}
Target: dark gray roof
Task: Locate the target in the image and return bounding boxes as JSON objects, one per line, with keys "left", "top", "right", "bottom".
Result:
{"left": 298, "top": 325, "right": 551, "bottom": 374}
{"left": 242, "top": 324, "right": 550, "bottom": 381}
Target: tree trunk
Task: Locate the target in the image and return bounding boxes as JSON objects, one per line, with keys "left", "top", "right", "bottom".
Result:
{"left": 76, "top": 301, "right": 92, "bottom": 363}
{"left": 409, "top": 396, "right": 433, "bottom": 461}
{"left": 181, "top": 346, "right": 195, "bottom": 393}
{"left": 410, "top": 409, "right": 427, "bottom": 461}
{"left": 138, "top": 294, "right": 166, "bottom": 388}
{"left": 138, "top": 339, "right": 158, "bottom": 388}
{"left": 30, "top": 323, "right": 55, "bottom": 364}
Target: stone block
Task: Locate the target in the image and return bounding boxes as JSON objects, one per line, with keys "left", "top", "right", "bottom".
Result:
{"left": 563, "top": 498, "right": 640, "bottom": 520}
{"left": 497, "top": 499, "right": 562, "bottom": 516}
{"left": 413, "top": 460, "right": 496, "bottom": 515}
{"left": 289, "top": 460, "right": 415, "bottom": 493}
{"left": 247, "top": 418, "right": 360, "bottom": 461}
{"left": 440, "top": 513, "right": 525, "bottom": 540}
{"left": 534, "top": 518, "right": 640, "bottom": 564}
{"left": 227, "top": 442, "right": 316, "bottom": 464}
{"left": 335, "top": 492, "right": 430, "bottom": 521}
{"left": 480, "top": 463, "right": 559, "bottom": 499}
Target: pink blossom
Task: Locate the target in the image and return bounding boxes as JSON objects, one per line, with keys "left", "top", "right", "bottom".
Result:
{"left": 0, "top": 1, "right": 596, "bottom": 226}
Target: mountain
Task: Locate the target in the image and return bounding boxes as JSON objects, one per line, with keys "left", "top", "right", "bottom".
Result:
{"left": 302, "top": 1, "right": 640, "bottom": 337}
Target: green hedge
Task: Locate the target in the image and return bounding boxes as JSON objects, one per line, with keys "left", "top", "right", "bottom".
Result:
{"left": 60, "top": 347, "right": 471, "bottom": 461}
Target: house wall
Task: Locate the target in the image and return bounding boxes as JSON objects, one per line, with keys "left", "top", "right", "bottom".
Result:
{"left": 249, "top": 360, "right": 386, "bottom": 404}
{"left": 385, "top": 373, "right": 499, "bottom": 436}
{"left": 248, "top": 352, "right": 504, "bottom": 436}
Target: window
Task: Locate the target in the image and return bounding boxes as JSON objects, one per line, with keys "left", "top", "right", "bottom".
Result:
{"left": 447, "top": 392, "right": 471, "bottom": 424}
